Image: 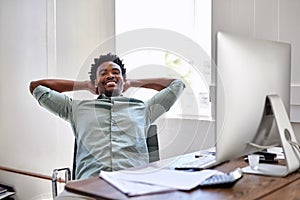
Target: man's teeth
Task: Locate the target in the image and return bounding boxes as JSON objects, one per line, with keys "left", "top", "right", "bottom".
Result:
{"left": 106, "top": 82, "right": 116, "bottom": 86}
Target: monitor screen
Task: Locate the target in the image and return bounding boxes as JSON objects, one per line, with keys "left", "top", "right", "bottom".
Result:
{"left": 215, "top": 32, "right": 291, "bottom": 163}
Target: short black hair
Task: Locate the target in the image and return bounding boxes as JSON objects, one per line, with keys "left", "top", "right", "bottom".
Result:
{"left": 89, "top": 53, "right": 126, "bottom": 85}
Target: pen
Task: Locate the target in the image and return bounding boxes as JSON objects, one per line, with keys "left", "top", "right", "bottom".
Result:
{"left": 174, "top": 167, "right": 204, "bottom": 171}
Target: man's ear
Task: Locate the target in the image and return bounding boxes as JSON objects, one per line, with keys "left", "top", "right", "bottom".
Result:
{"left": 94, "top": 79, "right": 98, "bottom": 87}
{"left": 94, "top": 80, "right": 99, "bottom": 94}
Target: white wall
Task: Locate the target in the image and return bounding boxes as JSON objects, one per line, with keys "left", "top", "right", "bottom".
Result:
{"left": 0, "top": 0, "right": 114, "bottom": 199}
{"left": 212, "top": 0, "right": 300, "bottom": 125}
{"left": 0, "top": 0, "right": 54, "bottom": 198}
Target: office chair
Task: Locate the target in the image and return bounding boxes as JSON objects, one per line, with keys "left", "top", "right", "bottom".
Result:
{"left": 51, "top": 124, "right": 160, "bottom": 198}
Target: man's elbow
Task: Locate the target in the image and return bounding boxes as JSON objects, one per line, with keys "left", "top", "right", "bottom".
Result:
{"left": 29, "top": 81, "right": 39, "bottom": 94}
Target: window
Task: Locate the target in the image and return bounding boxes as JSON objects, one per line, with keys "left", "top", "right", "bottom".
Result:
{"left": 115, "top": 0, "right": 212, "bottom": 120}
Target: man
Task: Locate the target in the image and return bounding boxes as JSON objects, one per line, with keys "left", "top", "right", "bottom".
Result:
{"left": 30, "top": 53, "right": 185, "bottom": 198}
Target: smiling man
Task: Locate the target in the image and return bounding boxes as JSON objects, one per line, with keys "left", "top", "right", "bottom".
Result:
{"left": 96, "top": 61, "right": 124, "bottom": 96}
{"left": 29, "top": 53, "right": 185, "bottom": 184}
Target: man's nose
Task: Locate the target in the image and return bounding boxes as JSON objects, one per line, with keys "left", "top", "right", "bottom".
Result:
{"left": 106, "top": 72, "right": 115, "bottom": 79}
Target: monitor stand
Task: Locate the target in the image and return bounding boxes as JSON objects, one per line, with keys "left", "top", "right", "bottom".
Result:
{"left": 243, "top": 94, "right": 300, "bottom": 177}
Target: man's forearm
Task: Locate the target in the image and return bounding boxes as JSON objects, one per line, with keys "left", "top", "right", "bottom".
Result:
{"left": 127, "top": 78, "right": 176, "bottom": 91}
{"left": 29, "top": 79, "right": 90, "bottom": 94}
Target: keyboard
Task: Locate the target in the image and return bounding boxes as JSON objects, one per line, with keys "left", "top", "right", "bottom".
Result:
{"left": 174, "top": 155, "right": 216, "bottom": 170}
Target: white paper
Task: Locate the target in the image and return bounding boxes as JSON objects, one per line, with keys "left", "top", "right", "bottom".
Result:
{"left": 100, "top": 166, "right": 222, "bottom": 196}
{"left": 101, "top": 172, "right": 175, "bottom": 196}
{"left": 0, "top": 192, "right": 15, "bottom": 199}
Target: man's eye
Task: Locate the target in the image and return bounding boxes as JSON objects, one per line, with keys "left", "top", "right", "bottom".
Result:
{"left": 99, "top": 72, "right": 106, "bottom": 76}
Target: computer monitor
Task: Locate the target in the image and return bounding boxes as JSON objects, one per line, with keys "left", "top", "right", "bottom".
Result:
{"left": 215, "top": 31, "right": 300, "bottom": 176}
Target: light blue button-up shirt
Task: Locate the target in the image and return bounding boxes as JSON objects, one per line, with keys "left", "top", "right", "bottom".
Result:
{"left": 33, "top": 80, "right": 185, "bottom": 179}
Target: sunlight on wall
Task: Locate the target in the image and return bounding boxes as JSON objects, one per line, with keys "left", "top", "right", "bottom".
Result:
{"left": 115, "top": 0, "right": 212, "bottom": 119}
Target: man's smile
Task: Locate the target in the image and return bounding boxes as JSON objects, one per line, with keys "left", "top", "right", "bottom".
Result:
{"left": 104, "top": 80, "right": 117, "bottom": 87}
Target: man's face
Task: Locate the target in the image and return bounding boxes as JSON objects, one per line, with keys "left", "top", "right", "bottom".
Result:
{"left": 95, "top": 61, "right": 125, "bottom": 97}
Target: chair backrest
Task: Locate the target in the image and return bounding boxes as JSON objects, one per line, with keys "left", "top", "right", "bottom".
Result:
{"left": 72, "top": 124, "right": 159, "bottom": 179}
{"left": 146, "top": 124, "right": 160, "bottom": 163}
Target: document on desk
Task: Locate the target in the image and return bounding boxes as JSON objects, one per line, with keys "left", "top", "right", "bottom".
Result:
{"left": 99, "top": 166, "right": 221, "bottom": 196}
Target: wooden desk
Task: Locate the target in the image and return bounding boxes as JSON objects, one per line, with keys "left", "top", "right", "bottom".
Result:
{"left": 260, "top": 178, "right": 300, "bottom": 200}
{"left": 65, "top": 158, "right": 300, "bottom": 200}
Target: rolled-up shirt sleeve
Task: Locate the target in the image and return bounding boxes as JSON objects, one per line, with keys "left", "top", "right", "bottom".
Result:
{"left": 147, "top": 79, "right": 185, "bottom": 123}
{"left": 33, "top": 85, "right": 73, "bottom": 121}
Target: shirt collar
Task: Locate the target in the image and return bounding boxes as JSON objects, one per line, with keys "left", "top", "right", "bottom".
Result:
{"left": 97, "top": 94, "right": 109, "bottom": 100}
{"left": 97, "top": 94, "right": 123, "bottom": 100}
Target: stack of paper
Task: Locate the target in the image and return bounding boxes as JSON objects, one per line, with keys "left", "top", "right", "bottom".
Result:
{"left": 99, "top": 166, "right": 222, "bottom": 196}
